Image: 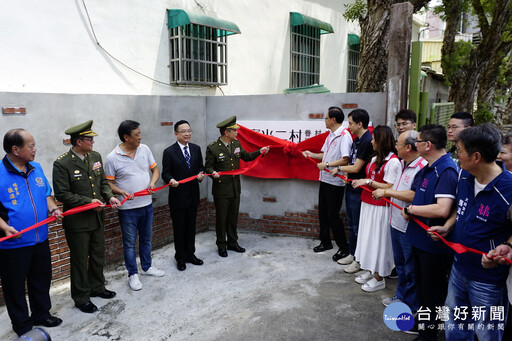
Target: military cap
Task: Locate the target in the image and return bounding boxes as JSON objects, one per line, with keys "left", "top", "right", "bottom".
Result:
{"left": 216, "top": 115, "right": 240, "bottom": 129}
{"left": 64, "top": 120, "right": 98, "bottom": 137}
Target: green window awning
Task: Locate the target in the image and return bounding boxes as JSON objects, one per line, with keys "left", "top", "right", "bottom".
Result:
{"left": 284, "top": 84, "right": 331, "bottom": 94}
{"left": 290, "top": 12, "right": 334, "bottom": 34}
{"left": 167, "top": 9, "right": 241, "bottom": 36}
{"left": 348, "top": 33, "right": 360, "bottom": 45}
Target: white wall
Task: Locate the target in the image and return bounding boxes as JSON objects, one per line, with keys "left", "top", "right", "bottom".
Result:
{"left": 0, "top": 0, "right": 358, "bottom": 96}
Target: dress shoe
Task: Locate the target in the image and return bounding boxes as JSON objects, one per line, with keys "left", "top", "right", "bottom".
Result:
{"left": 186, "top": 255, "right": 204, "bottom": 266}
{"left": 227, "top": 244, "right": 245, "bottom": 253}
{"left": 177, "top": 262, "right": 186, "bottom": 271}
{"left": 75, "top": 301, "right": 98, "bottom": 313}
{"left": 313, "top": 243, "right": 333, "bottom": 253}
{"left": 218, "top": 248, "right": 228, "bottom": 257}
{"left": 91, "top": 289, "right": 116, "bottom": 299}
{"left": 332, "top": 249, "right": 350, "bottom": 262}
{"left": 33, "top": 315, "right": 63, "bottom": 327}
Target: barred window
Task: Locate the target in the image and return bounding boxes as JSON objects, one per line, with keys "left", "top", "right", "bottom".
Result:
{"left": 289, "top": 12, "right": 333, "bottom": 90}
{"left": 290, "top": 25, "right": 321, "bottom": 89}
{"left": 347, "top": 35, "right": 360, "bottom": 93}
{"left": 167, "top": 10, "right": 240, "bottom": 86}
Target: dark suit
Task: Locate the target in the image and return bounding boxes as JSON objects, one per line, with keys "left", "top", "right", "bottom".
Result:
{"left": 162, "top": 142, "right": 204, "bottom": 263}
{"left": 53, "top": 149, "right": 113, "bottom": 306}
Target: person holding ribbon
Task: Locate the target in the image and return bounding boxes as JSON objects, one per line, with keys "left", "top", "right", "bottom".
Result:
{"left": 302, "top": 106, "right": 352, "bottom": 262}
{"left": 373, "top": 130, "right": 426, "bottom": 320}
{"left": 105, "top": 120, "right": 164, "bottom": 291}
{"left": 351, "top": 125, "right": 401, "bottom": 292}
{"left": 53, "top": 120, "right": 121, "bottom": 314}
{"left": 431, "top": 123, "right": 512, "bottom": 341}
{"left": 162, "top": 120, "right": 205, "bottom": 271}
{"left": 401, "top": 124, "right": 457, "bottom": 341}
{"left": 330, "top": 109, "right": 374, "bottom": 274}
{"left": 206, "top": 116, "right": 269, "bottom": 257}
{"left": 0, "top": 129, "right": 63, "bottom": 336}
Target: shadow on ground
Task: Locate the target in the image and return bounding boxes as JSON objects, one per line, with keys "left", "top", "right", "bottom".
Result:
{"left": 0, "top": 231, "right": 426, "bottom": 341}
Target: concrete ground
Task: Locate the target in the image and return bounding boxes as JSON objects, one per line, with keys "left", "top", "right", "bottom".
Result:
{"left": 0, "top": 231, "right": 425, "bottom": 341}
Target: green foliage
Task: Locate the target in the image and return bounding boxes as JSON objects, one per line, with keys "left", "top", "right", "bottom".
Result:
{"left": 442, "top": 40, "right": 474, "bottom": 84}
{"left": 474, "top": 102, "right": 494, "bottom": 124}
{"left": 343, "top": 0, "right": 367, "bottom": 22}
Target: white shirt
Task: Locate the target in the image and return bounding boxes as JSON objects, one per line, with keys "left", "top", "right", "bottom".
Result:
{"left": 390, "top": 156, "right": 428, "bottom": 232}
{"left": 320, "top": 126, "right": 353, "bottom": 186}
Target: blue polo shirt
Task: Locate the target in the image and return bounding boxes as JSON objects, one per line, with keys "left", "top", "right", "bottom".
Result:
{"left": 452, "top": 165, "right": 512, "bottom": 284}
{"left": 0, "top": 156, "right": 52, "bottom": 249}
{"left": 406, "top": 153, "right": 458, "bottom": 253}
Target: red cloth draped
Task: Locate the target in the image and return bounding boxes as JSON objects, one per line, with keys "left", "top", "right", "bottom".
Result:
{"left": 236, "top": 124, "right": 328, "bottom": 181}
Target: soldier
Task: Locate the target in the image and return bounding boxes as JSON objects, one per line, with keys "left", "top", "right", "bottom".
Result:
{"left": 53, "top": 120, "right": 121, "bottom": 314}
{"left": 205, "top": 116, "right": 269, "bottom": 257}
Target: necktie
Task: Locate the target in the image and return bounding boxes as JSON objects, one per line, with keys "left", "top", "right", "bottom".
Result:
{"left": 184, "top": 146, "right": 191, "bottom": 169}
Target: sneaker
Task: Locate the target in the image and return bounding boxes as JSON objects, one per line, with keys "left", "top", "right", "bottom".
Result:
{"left": 388, "top": 267, "right": 398, "bottom": 279}
{"left": 382, "top": 295, "right": 402, "bottom": 307}
{"left": 337, "top": 254, "right": 354, "bottom": 265}
{"left": 343, "top": 260, "right": 360, "bottom": 274}
{"left": 142, "top": 266, "right": 165, "bottom": 277}
{"left": 355, "top": 271, "right": 373, "bottom": 284}
{"left": 361, "top": 278, "right": 385, "bottom": 292}
{"left": 129, "top": 274, "right": 142, "bottom": 291}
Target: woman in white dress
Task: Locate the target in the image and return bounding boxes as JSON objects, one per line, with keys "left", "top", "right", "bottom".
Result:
{"left": 352, "top": 125, "right": 401, "bottom": 292}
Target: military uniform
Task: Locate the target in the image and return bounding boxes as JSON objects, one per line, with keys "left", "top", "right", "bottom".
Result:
{"left": 52, "top": 121, "right": 114, "bottom": 307}
{"left": 205, "top": 116, "right": 260, "bottom": 250}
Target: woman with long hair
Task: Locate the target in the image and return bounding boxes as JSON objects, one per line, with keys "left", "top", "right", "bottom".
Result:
{"left": 351, "top": 125, "right": 401, "bottom": 292}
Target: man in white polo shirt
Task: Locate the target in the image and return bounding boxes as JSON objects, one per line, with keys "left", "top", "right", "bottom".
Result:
{"left": 302, "top": 106, "right": 353, "bottom": 262}
{"left": 373, "top": 130, "right": 426, "bottom": 321}
{"left": 105, "top": 120, "right": 164, "bottom": 291}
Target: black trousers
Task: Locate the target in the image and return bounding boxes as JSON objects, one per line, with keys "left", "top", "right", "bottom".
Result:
{"left": 170, "top": 204, "right": 198, "bottom": 263}
{"left": 0, "top": 239, "right": 52, "bottom": 336}
{"left": 318, "top": 182, "right": 348, "bottom": 252}
{"left": 412, "top": 247, "right": 453, "bottom": 341}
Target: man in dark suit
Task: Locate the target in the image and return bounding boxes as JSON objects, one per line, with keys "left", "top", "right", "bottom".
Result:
{"left": 162, "top": 120, "right": 205, "bottom": 271}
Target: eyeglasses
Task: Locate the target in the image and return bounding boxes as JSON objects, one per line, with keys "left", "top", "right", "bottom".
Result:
{"left": 415, "top": 139, "right": 429, "bottom": 144}
{"left": 447, "top": 125, "right": 466, "bottom": 130}
{"left": 396, "top": 121, "right": 412, "bottom": 127}
{"left": 178, "top": 129, "right": 192, "bottom": 134}
{"left": 80, "top": 137, "right": 94, "bottom": 142}
{"left": 395, "top": 142, "right": 407, "bottom": 146}
{"left": 324, "top": 116, "right": 333, "bottom": 120}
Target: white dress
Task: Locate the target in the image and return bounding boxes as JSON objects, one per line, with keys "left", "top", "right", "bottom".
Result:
{"left": 354, "top": 154, "right": 401, "bottom": 277}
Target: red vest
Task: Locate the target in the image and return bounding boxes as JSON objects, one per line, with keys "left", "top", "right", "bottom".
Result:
{"left": 361, "top": 154, "right": 398, "bottom": 206}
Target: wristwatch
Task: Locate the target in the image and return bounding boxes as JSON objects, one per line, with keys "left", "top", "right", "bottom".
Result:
{"left": 502, "top": 241, "right": 512, "bottom": 249}
{"left": 326, "top": 162, "right": 329, "bottom": 168}
{"left": 404, "top": 205, "right": 410, "bottom": 215}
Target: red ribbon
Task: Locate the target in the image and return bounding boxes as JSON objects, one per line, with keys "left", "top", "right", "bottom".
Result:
{"left": 307, "top": 156, "right": 512, "bottom": 265}
{"left": 0, "top": 153, "right": 265, "bottom": 244}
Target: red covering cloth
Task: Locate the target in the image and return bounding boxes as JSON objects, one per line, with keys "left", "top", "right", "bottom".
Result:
{"left": 236, "top": 125, "right": 329, "bottom": 181}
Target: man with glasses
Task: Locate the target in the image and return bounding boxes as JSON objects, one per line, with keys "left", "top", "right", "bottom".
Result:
{"left": 395, "top": 109, "right": 417, "bottom": 135}
{"left": 431, "top": 124, "right": 512, "bottom": 341}
{"left": 162, "top": 120, "right": 205, "bottom": 271}
{"left": 302, "top": 106, "right": 352, "bottom": 262}
{"left": 447, "top": 111, "right": 474, "bottom": 162}
{"left": 53, "top": 120, "right": 121, "bottom": 313}
{"left": 401, "top": 124, "right": 458, "bottom": 340}
{"left": 105, "top": 120, "right": 164, "bottom": 290}
{"left": 206, "top": 116, "right": 269, "bottom": 257}
{"left": 373, "top": 130, "right": 427, "bottom": 332}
